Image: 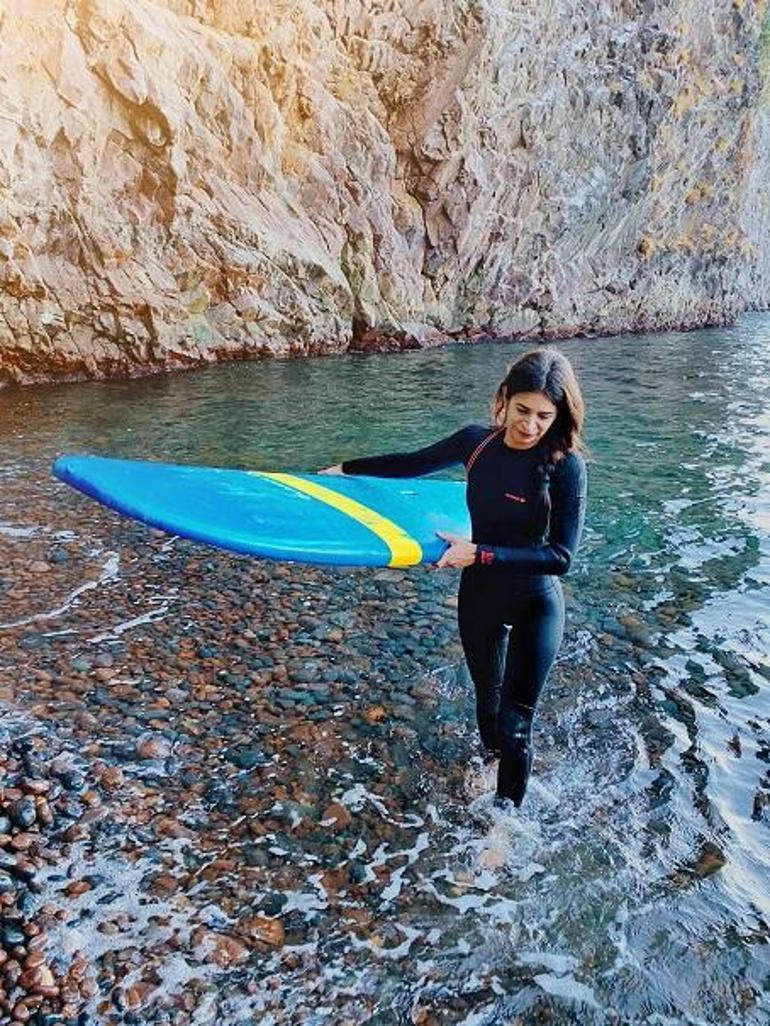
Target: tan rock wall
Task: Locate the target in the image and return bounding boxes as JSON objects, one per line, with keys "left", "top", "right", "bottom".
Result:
{"left": 0, "top": 0, "right": 768, "bottom": 384}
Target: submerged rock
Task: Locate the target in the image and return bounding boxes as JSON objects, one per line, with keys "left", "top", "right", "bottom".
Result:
{"left": 224, "top": 744, "right": 271, "bottom": 769}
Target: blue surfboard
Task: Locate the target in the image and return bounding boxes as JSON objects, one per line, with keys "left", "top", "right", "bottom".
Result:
{"left": 52, "top": 455, "right": 470, "bottom": 567}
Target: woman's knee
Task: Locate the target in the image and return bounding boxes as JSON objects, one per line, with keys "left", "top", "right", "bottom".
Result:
{"left": 498, "top": 701, "right": 533, "bottom": 743}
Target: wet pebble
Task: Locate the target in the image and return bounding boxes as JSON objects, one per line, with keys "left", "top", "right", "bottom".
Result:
{"left": 56, "top": 770, "right": 86, "bottom": 793}
{"left": 348, "top": 862, "right": 368, "bottom": 884}
{"left": 237, "top": 915, "right": 285, "bottom": 948}
{"left": 224, "top": 746, "right": 270, "bottom": 770}
{"left": 18, "top": 634, "right": 45, "bottom": 651}
{"left": 260, "top": 892, "right": 287, "bottom": 916}
{"left": 1, "top": 922, "right": 27, "bottom": 946}
{"left": 321, "top": 802, "right": 352, "bottom": 832}
{"left": 9, "top": 798, "right": 38, "bottom": 830}
{"left": 0, "top": 851, "right": 19, "bottom": 873}
{"left": 0, "top": 871, "right": 17, "bottom": 894}
{"left": 98, "top": 753, "right": 128, "bottom": 783}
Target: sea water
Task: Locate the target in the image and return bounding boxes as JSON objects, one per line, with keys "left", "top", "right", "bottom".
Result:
{"left": 0, "top": 314, "right": 768, "bottom": 1024}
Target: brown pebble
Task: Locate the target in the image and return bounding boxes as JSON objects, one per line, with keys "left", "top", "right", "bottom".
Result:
{"left": 364, "top": 705, "right": 387, "bottom": 724}
{"left": 63, "top": 825, "right": 88, "bottom": 842}
{"left": 694, "top": 845, "right": 727, "bottom": 878}
{"left": 10, "top": 833, "right": 38, "bottom": 852}
{"left": 33, "top": 984, "right": 60, "bottom": 999}
{"left": 199, "top": 857, "right": 236, "bottom": 881}
{"left": 34, "top": 800, "right": 54, "bottom": 827}
{"left": 136, "top": 738, "right": 170, "bottom": 760}
{"left": 68, "top": 953, "right": 89, "bottom": 979}
{"left": 59, "top": 983, "right": 80, "bottom": 1003}
{"left": 126, "top": 981, "right": 156, "bottom": 1008}
{"left": 34, "top": 966, "right": 56, "bottom": 991}
{"left": 21, "top": 781, "right": 50, "bottom": 796}
{"left": 320, "top": 802, "right": 352, "bottom": 831}
{"left": 98, "top": 767, "right": 124, "bottom": 790}
{"left": 149, "top": 872, "right": 180, "bottom": 896}
{"left": 65, "top": 880, "right": 92, "bottom": 898}
{"left": 74, "top": 712, "right": 98, "bottom": 729}
{"left": 237, "top": 915, "right": 285, "bottom": 948}
{"left": 4, "top": 961, "right": 22, "bottom": 985}
{"left": 193, "top": 930, "right": 250, "bottom": 968}
{"left": 153, "top": 817, "right": 194, "bottom": 840}
{"left": 19, "top": 964, "right": 55, "bottom": 991}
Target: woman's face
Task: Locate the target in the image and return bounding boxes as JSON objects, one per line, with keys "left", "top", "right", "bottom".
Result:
{"left": 503, "top": 390, "right": 558, "bottom": 448}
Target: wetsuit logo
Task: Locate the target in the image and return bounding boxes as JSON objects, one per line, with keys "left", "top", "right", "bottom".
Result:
{"left": 504, "top": 493, "right": 526, "bottom": 503}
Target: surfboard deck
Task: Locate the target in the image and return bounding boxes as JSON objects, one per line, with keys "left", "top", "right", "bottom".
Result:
{"left": 52, "top": 455, "right": 470, "bottom": 567}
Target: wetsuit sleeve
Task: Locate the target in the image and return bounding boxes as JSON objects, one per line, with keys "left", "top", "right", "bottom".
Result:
{"left": 475, "top": 452, "right": 587, "bottom": 574}
{"left": 341, "top": 427, "right": 481, "bottom": 477}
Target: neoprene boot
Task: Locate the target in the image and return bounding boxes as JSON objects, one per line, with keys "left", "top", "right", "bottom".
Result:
{"left": 496, "top": 704, "right": 534, "bottom": 807}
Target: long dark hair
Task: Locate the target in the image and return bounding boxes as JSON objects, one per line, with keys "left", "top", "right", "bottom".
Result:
{"left": 491, "top": 347, "right": 586, "bottom": 463}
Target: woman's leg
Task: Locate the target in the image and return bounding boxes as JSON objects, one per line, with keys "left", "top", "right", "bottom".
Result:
{"left": 496, "top": 583, "right": 565, "bottom": 805}
{"left": 457, "top": 571, "right": 509, "bottom": 755}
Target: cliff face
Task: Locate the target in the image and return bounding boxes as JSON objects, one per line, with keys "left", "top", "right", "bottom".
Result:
{"left": 1, "top": 0, "right": 769, "bottom": 385}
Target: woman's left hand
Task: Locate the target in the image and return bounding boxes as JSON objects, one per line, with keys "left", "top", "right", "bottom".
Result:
{"left": 435, "top": 532, "right": 477, "bottom": 569}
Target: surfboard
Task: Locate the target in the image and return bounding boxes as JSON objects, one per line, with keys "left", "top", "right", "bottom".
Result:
{"left": 52, "top": 455, "right": 470, "bottom": 567}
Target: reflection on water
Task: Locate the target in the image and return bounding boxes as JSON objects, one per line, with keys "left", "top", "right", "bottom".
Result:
{"left": 1, "top": 314, "right": 769, "bottom": 1024}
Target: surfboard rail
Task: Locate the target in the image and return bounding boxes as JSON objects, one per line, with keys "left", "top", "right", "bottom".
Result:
{"left": 52, "top": 455, "right": 470, "bottom": 568}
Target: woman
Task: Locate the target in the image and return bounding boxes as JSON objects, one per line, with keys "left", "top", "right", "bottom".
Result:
{"left": 320, "top": 348, "right": 587, "bottom": 807}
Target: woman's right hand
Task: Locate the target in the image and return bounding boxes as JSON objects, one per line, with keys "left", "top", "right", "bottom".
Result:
{"left": 318, "top": 464, "right": 344, "bottom": 475}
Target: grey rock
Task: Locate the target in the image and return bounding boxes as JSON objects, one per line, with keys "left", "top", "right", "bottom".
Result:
{"left": 0, "top": 871, "right": 17, "bottom": 893}
{"left": 224, "top": 745, "right": 271, "bottom": 769}
{"left": 1, "top": 923, "right": 26, "bottom": 946}
{"left": 9, "top": 797, "right": 37, "bottom": 829}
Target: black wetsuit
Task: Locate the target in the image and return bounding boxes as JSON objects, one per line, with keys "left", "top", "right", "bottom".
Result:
{"left": 342, "top": 425, "right": 587, "bottom": 806}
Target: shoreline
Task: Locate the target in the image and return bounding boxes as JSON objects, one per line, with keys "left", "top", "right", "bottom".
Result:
{"left": 3, "top": 307, "right": 768, "bottom": 390}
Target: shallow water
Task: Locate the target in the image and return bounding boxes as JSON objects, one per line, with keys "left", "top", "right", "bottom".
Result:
{"left": 1, "top": 315, "right": 769, "bottom": 1025}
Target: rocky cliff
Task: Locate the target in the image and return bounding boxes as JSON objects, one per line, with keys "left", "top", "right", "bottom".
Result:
{"left": 1, "top": 0, "right": 769, "bottom": 385}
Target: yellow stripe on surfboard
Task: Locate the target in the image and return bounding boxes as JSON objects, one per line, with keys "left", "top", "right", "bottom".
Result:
{"left": 254, "top": 472, "right": 423, "bottom": 567}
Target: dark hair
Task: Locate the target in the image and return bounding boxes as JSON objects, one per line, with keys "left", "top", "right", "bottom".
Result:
{"left": 491, "top": 347, "right": 586, "bottom": 462}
